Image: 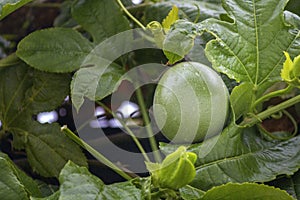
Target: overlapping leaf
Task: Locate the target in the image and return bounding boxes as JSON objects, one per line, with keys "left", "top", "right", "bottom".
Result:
{"left": 144, "top": 0, "right": 224, "bottom": 24}
{"left": 71, "top": 0, "right": 130, "bottom": 44}
{"left": 0, "top": 152, "right": 41, "bottom": 199}
{"left": 16, "top": 28, "right": 94, "bottom": 73}
{"left": 203, "top": 0, "right": 300, "bottom": 87}
{"left": 0, "top": 0, "right": 32, "bottom": 20}
{"left": 161, "top": 123, "right": 300, "bottom": 191}
{"left": 268, "top": 170, "right": 300, "bottom": 199}
{"left": 200, "top": 183, "right": 293, "bottom": 200}
{"left": 35, "top": 161, "right": 142, "bottom": 200}
{"left": 0, "top": 64, "right": 87, "bottom": 177}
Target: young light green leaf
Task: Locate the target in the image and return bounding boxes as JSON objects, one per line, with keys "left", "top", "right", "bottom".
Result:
{"left": 203, "top": 0, "right": 300, "bottom": 87}
{"left": 0, "top": 0, "right": 32, "bottom": 20}
{"left": 161, "top": 123, "right": 300, "bottom": 191}
{"left": 268, "top": 170, "right": 300, "bottom": 199}
{"left": 200, "top": 183, "right": 294, "bottom": 200}
{"left": 16, "top": 28, "right": 94, "bottom": 73}
{"left": 0, "top": 152, "right": 41, "bottom": 199}
{"left": 71, "top": 0, "right": 130, "bottom": 44}
{"left": 281, "top": 51, "right": 294, "bottom": 82}
{"left": 162, "top": 6, "right": 179, "bottom": 31}
{"left": 56, "top": 161, "right": 142, "bottom": 200}
{"left": 0, "top": 64, "right": 87, "bottom": 177}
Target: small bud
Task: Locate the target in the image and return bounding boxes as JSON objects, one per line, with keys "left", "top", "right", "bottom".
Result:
{"left": 146, "top": 146, "right": 197, "bottom": 190}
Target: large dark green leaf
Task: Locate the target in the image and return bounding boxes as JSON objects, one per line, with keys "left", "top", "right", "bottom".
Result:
{"left": 71, "top": 0, "right": 131, "bottom": 44}
{"left": 203, "top": 0, "right": 300, "bottom": 88}
{"left": 0, "top": 64, "right": 87, "bottom": 177}
{"left": 0, "top": 152, "right": 41, "bottom": 199}
{"left": 268, "top": 170, "right": 300, "bottom": 199}
{"left": 161, "top": 123, "right": 300, "bottom": 191}
{"left": 0, "top": 0, "right": 32, "bottom": 20}
{"left": 16, "top": 28, "right": 94, "bottom": 73}
{"left": 40, "top": 161, "right": 142, "bottom": 200}
{"left": 200, "top": 183, "right": 294, "bottom": 200}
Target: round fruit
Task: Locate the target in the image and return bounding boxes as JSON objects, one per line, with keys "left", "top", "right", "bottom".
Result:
{"left": 153, "top": 62, "right": 229, "bottom": 143}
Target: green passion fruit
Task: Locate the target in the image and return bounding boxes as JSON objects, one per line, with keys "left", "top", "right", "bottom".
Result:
{"left": 153, "top": 62, "right": 229, "bottom": 143}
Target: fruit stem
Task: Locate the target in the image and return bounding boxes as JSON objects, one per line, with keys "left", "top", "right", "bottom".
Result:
{"left": 136, "top": 87, "right": 162, "bottom": 163}
{"left": 241, "top": 94, "right": 300, "bottom": 127}
{"left": 61, "top": 126, "right": 134, "bottom": 181}
{"left": 96, "top": 101, "right": 151, "bottom": 163}
{"left": 116, "top": 0, "right": 146, "bottom": 30}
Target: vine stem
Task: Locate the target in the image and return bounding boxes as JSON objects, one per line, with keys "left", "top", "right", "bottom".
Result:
{"left": 135, "top": 87, "right": 162, "bottom": 163}
{"left": 252, "top": 85, "right": 293, "bottom": 109}
{"left": 116, "top": 0, "right": 146, "bottom": 30}
{"left": 61, "top": 126, "right": 133, "bottom": 181}
{"left": 96, "top": 101, "right": 151, "bottom": 163}
{"left": 241, "top": 94, "right": 300, "bottom": 127}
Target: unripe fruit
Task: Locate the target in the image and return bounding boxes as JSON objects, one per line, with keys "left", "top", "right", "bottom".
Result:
{"left": 153, "top": 62, "right": 228, "bottom": 143}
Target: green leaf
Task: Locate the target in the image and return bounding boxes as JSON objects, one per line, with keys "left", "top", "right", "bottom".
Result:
{"left": 230, "top": 83, "right": 255, "bottom": 121}
{"left": 0, "top": 152, "right": 41, "bottom": 199}
{"left": 0, "top": 64, "right": 87, "bottom": 177}
{"left": 71, "top": 0, "right": 131, "bottom": 44}
{"left": 0, "top": 53, "right": 22, "bottom": 68}
{"left": 203, "top": 0, "right": 300, "bottom": 88}
{"left": 70, "top": 29, "right": 134, "bottom": 111}
{"left": 71, "top": 63, "right": 125, "bottom": 111}
{"left": 179, "top": 185, "right": 205, "bottom": 200}
{"left": 161, "top": 123, "right": 300, "bottom": 191}
{"left": 31, "top": 192, "right": 60, "bottom": 200}
{"left": 16, "top": 28, "right": 94, "bottom": 73}
{"left": 55, "top": 161, "right": 142, "bottom": 200}
{"left": 144, "top": 0, "right": 224, "bottom": 24}
{"left": 268, "top": 171, "right": 300, "bottom": 199}
{"left": 0, "top": 0, "right": 32, "bottom": 20}
{"left": 163, "top": 20, "right": 200, "bottom": 64}
{"left": 200, "top": 183, "right": 294, "bottom": 200}
{"left": 162, "top": 6, "right": 179, "bottom": 31}
{"left": 281, "top": 51, "right": 294, "bottom": 82}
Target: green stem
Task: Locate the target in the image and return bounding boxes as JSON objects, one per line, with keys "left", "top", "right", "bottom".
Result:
{"left": 61, "top": 126, "right": 133, "bottom": 181}
{"left": 241, "top": 94, "right": 300, "bottom": 127}
{"left": 253, "top": 85, "right": 293, "bottom": 109}
{"left": 116, "top": 0, "right": 146, "bottom": 30}
{"left": 136, "top": 87, "right": 162, "bottom": 163}
{"left": 96, "top": 101, "right": 151, "bottom": 163}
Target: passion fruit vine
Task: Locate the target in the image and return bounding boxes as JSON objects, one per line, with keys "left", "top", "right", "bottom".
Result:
{"left": 153, "top": 62, "right": 229, "bottom": 143}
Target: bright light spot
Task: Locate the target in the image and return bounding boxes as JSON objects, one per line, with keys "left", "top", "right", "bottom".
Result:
{"left": 117, "top": 101, "right": 139, "bottom": 118}
{"left": 0, "top": 120, "right": 2, "bottom": 128}
{"left": 132, "top": 0, "right": 143, "bottom": 4}
{"left": 64, "top": 96, "right": 70, "bottom": 102}
{"left": 37, "top": 111, "right": 58, "bottom": 124}
{"left": 94, "top": 106, "right": 105, "bottom": 117}
{"left": 90, "top": 119, "right": 109, "bottom": 128}
{"left": 109, "top": 118, "right": 122, "bottom": 128}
